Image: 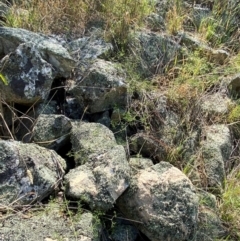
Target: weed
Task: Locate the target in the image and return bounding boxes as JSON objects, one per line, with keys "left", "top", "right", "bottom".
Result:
{"left": 165, "top": 0, "right": 186, "bottom": 35}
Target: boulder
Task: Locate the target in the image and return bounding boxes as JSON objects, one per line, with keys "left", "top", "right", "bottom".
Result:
{"left": 64, "top": 122, "right": 130, "bottom": 211}
{"left": 0, "top": 27, "right": 75, "bottom": 76}
{"left": 0, "top": 140, "right": 66, "bottom": 205}
{"left": 117, "top": 162, "right": 199, "bottom": 241}
{"left": 69, "top": 59, "right": 127, "bottom": 113}
{"left": 31, "top": 114, "right": 72, "bottom": 150}
{"left": 0, "top": 42, "right": 54, "bottom": 104}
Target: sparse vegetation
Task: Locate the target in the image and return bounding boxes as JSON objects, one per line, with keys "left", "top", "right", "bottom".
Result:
{"left": 1, "top": 0, "right": 240, "bottom": 240}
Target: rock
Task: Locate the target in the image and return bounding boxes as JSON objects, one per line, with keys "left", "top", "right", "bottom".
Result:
{"left": 66, "top": 29, "right": 112, "bottom": 68}
{"left": 0, "top": 140, "right": 66, "bottom": 205}
{"left": 70, "top": 122, "right": 117, "bottom": 165}
{"left": 0, "top": 202, "right": 99, "bottom": 241}
{"left": 31, "top": 114, "right": 72, "bottom": 151}
{"left": 179, "top": 32, "right": 229, "bottom": 64}
{"left": 200, "top": 92, "right": 231, "bottom": 118}
{"left": 129, "top": 132, "right": 168, "bottom": 162}
{"left": 227, "top": 72, "right": 240, "bottom": 98}
{"left": 0, "top": 42, "right": 54, "bottom": 104}
{"left": 69, "top": 59, "right": 127, "bottom": 113}
{"left": 117, "top": 162, "right": 199, "bottom": 241}
{"left": 129, "top": 157, "right": 153, "bottom": 175}
{"left": 131, "top": 31, "right": 181, "bottom": 76}
{"left": 89, "top": 111, "right": 111, "bottom": 128}
{"left": 196, "top": 191, "right": 228, "bottom": 240}
{"left": 0, "top": 27, "right": 75, "bottom": 77}
{"left": 65, "top": 122, "right": 130, "bottom": 211}
{"left": 189, "top": 124, "right": 232, "bottom": 193}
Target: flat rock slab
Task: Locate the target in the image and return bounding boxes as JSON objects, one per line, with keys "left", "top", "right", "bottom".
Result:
{"left": 0, "top": 203, "right": 98, "bottom": 241}
{"left": 0, "top": 140, "right": 66, "bottom": 205}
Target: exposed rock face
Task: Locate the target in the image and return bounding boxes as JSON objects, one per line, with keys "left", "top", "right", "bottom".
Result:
{"left": 69, "top": 59, "right": 127, "bottom": 113}
{"left": 64, "top": 122, "right": 130, "bottom": 211}
{"left": 0, "top": 140, "right": 66, "bottom": 205}
{"left": 117, "top": 162, "right": 199, "bottom": 241}
{"left": 31, "top": 114, "right": 72, "bottom": 150}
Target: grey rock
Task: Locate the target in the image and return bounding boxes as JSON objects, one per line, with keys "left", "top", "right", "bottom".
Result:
{"left": 31, "top": 114, "right": 72, "bottom": 151}
{"left": 189, "top": 125, "right": 232, "bottom": 193}
{"left": 65, "top": 122, "right": 130, "bottom": 211}
{"left": 0, "top": 42, "right": 54, "bottom": 104}
{"left": 0, "top": 140, "right": 66, "bottom": 205}
{"left": 0, "top": 27, "right": 75, "bottom": 76}
{"left": 129, "top": 157, "right": 153, "bottom": 175}
{"left": 200, "top": 92, "right": 232, "bottom": 117}
{"left": 67, "top": 29, "right": 112, "bottom": 65}
{"left": 0, "top": 203, "right": 100, "bottom": 241}
{"left": 179, "top": 32, "right": 230, "bottom": 64}
{"left": 196, "top": 191, "right": 228, "bottom": 240}
{"left": 117, "top": 162, "right": 199, "bottom": 241}
{"left": 131, "top": 31, "right": 180, "bottom": 76}
{"left": 69, "top": 59, "right": 127, "bottom": 113}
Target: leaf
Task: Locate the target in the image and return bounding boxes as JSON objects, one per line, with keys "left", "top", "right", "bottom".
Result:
{"left": 0, "top": 73, "right": 8, "bottom": 85}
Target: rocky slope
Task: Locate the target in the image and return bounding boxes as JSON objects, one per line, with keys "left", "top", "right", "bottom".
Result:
{"left": 0, "top": 0, "right": 240, "bottom": 240}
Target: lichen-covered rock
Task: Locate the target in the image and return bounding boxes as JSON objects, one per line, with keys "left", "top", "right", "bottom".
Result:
{"left": 0, "top": 202, "right": 99, "bottom": 241}
{"left": 0, "top": 140, "right": 66, "bottom": 205}
{"left": 0, "top": 42, "right": 54, "bottom": 104}
{"left": 117, "top": 162, "right": 199, "bottom": 241}
{"left": 66, "top": 29, "right": 112, "bottom": 69}
{"left": 64, "top": 122, "right": 130, "bottom": 211}
{"left": 131, "top": 31, "right": 180, "bottom": 76}
{"left": 200, "top": 92, "right": 232, "bottom": 117}
{"left": 196, "top": 191, "right": 228, "bottom": 240}
{"left": 31, "top": 114, "right": 72, "bottom": 150}
{"left": 0, "top": 27, "right": 75, "bottom": 77}
{"left": 189, "top": 124, "right": 232, "bottom": 193}
{"left": 69, "top": 59, "right": 127, "bottom": 113}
